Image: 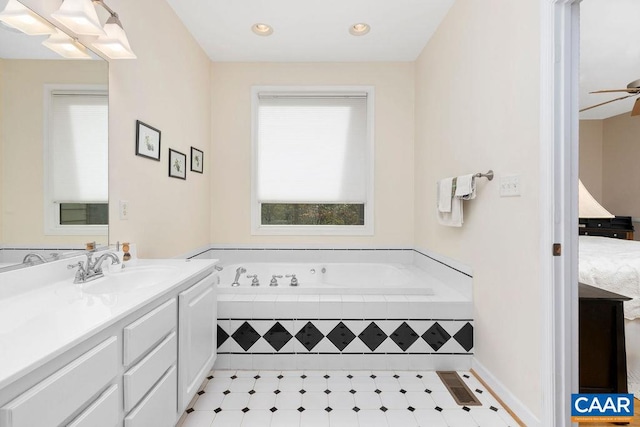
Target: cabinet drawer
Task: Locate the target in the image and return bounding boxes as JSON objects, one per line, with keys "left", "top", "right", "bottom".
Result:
{"left": 0, "top": 337, "right": 118, "bottom": 427}
{"left": 124, "top": 332, "right": 177, "bottom": 413}
{"left": 67, "top": 384, "right": 118, "bottom": 427}
{"left": 124, "top": 299, "right": 176, "bottom": 366}
{"left": 124, "top": 365, "right": 177, "bottom": 427}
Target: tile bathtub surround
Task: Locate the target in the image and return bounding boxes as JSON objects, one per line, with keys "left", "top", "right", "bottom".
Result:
{"left": 179, "top": 370, "right": 518, "bottom": 427}
{"left": 217, "top": 319, "right": 473, "bottom": 356}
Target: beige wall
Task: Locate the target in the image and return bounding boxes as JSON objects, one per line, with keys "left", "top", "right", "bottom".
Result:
{"left": 579, "top": 120, "right": 604, "bottom": 202}
{"left": 0, "top": 60, "right": 107, "bottom": 245}
{"left": 601, "top": 112, "right": 640, "bottom": 217}
{"left": 414, "top": 0, "right": 541, "bottom": 418}
{"left": 20, "top": 0, "right": 212, "bottom": 258}
{"left": 210, "top": 62, "right": 415, "bottom": 246}
{"left": 103, "top": 0, "right": 212, "bottom": 258}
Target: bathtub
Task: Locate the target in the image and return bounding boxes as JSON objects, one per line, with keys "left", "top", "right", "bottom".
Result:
{"left": 217, "top": 262, "right": 435, "bottom": 295}
{"left": 214, "top": 259, "right": 474, "bottom": 371}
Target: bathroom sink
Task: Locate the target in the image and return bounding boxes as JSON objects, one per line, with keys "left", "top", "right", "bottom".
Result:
{"left": 81, "top": 265, "right": 180, "bottom": 294}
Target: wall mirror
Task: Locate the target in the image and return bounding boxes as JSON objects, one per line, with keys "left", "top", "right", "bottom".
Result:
{"left": 0, "top": 0, "right": 109, "bottom": 271}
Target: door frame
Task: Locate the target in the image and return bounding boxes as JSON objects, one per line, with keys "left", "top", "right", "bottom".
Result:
{"left": 540, "top": 0, "right": 580, "bottom": 425}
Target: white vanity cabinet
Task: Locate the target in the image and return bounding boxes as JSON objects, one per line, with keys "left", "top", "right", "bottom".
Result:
{"left": 123, "top": 299, "right": 177, "bottom": 424}
{"left": 0, "top": 260, "right": 218, "bottom": 427}
{"left": 178, "top": 274, "right": 217, "bottom": 413}
{"left": 0, "top": 337, "right": 118, "bottom": 427}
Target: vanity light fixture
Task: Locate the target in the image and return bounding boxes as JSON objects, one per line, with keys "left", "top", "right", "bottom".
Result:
{"left": 51, "top": 0, "right": 136, "bottom": 58}
{"left": 349, "top": 23, "right": 370, "bottom": 36}
{"left": 42, "top": 28, "right": 91, "bottom": 59}
{"left": 91, "top": 13, "right": 136, "bottom": 59}
{"left": 0, "top": 0, "right": 55, "bottom": 35}
{"left": 51, "top": 0, "right": 104, "bottom": 36}
{"left": 252, "top": 23, "right": 273, "bottom": 36}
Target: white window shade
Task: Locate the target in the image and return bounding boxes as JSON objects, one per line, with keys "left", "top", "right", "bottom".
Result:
{"left": 50, "top": 92, "right": 108, "bottom": 203}
{"left": 257, "top": 95, "right": 368, "bottom": 203}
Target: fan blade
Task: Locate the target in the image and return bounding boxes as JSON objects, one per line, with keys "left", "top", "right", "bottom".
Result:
{"left": 580, "top": 94, "right": 637, "bottom": 113}
{"left": 590, "top": 89, "right": 640, "bottom": 94}
{"left": 632, "top": 98, "right": 640, "bottom": 116}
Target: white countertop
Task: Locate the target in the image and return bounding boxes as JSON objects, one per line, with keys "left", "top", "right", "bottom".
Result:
{"left": 0, "top": 257, "right": 217, "bottom": 390}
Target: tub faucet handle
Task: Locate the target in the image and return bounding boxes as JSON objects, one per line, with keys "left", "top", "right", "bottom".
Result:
{"left": 270, "top": 274, "right": 283, "bottom": 286}
{"left": 247, "top": 274, "right": 260, "bottom": 286}
{"left": 285, "top": 274, "right": 299, "bottom": 287}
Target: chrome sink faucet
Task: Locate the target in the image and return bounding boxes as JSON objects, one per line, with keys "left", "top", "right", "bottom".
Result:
{"left": 68, "top": 251, "right": 120, "bottom": 284}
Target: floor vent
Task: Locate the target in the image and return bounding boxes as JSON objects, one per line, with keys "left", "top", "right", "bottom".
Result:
{"left": 436, "top": 371, "right": 482, "bottom": 406}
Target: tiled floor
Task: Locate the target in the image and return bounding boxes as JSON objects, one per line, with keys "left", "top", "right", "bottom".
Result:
{"left": 180, "top": 370, "right": 519, "bottom": 427}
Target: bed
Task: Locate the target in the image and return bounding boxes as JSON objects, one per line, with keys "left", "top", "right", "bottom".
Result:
{"left": 579, "top": 235, "right": 640, "bottom": 399}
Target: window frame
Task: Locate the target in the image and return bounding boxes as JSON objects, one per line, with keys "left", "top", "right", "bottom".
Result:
{"left": 43, "top": 84, "right": 109, "bottom": 236}
{"left": 250, "top": 85, "right": 375, "bottom": 236}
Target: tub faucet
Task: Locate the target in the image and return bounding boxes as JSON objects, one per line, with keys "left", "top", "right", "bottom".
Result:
{"left": 270, "top": 275, "right": 283, "bottom": 287}
{"left": 286, "top": 274, "right": 299, "bottom": 287}
{"left": 232, "top": 267, "right": 246, "bottom": 287}
{"left": 22, "top": 253, "right": 47, "bottom": 265}
{"left": 247, "top": 274, "right": 260, "bottom": 286}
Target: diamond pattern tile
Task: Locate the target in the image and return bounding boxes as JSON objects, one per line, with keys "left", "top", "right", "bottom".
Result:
{"left": 232, "top": 321, "right": 261, "bottom": 351}
{"left": 295, "top": 321, "right": 325, "bottom": 351}
{"left": 326, "top": 322, "right": 356, "bottom": 351}
{"left": 422, "top": 322, "right": 451, "bottom": 351}
{"left": 217, "top": 325, "right": 229, "bottom": 349}
{"left": 358, "top": 322, "right": 388, "bottom": 351}
{"left": 263, "top": 322, "right": 293, "bottom": 351}
{"left": 453, "top": 322, "right": 474, "bottom": 352}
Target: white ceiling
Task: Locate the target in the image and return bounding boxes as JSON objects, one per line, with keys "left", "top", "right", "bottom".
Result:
{"left": 580, "top": 0, "right": 640, "bottom": 120}
{"left": 163, "top": 0, "right": 455, "bottom": 62}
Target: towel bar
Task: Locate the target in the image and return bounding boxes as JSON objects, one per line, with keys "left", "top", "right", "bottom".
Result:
{"left": 474, "top": 170, "right": 494, "bottom": 181}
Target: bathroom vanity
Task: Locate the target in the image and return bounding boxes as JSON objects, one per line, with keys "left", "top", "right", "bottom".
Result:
{"left": 0, "top": 256, "right": 218, "bottom": 427}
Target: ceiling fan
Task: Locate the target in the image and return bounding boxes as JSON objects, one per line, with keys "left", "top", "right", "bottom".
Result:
{"left": 581, "top": 78, "right": 640, "bottom": 116}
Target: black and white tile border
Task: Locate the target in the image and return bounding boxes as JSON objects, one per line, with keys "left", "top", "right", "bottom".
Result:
{"left": 218, "top": 319, "right": 473, "bottom": 355}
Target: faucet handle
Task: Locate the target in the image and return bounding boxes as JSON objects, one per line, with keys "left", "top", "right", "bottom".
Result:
{"left": 67, "top": 261, "right": 86, "bottom": 283}
{"left": 270, "top": 275, "right": 283, "bottom": 286}
{"left": 247, "top": 274, "right": 260, "bottom": 286}
{"left": 285, "top": 274, "right": 299, "bottom": 286}
{"left": 67, "top": 261, "right": 82, "bottom": 270}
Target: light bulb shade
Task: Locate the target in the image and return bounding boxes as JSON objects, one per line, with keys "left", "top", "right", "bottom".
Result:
{"left": 51, "top": 0, "right": 104, "bottom": 36}
{"left": 91, "top": 17, "right": 136, "bottom": 59}
{"left": 0, "top": 0, "right": 55, "bottom": 35}
{"left": 42, "top": 28, "right": 91, "bottom": 59}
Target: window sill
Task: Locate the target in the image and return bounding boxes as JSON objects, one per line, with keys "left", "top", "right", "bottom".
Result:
{"left": 251, "top": 224, "right": 373, "bottom": 236}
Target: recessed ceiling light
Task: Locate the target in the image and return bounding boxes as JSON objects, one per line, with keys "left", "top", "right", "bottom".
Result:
{"left": 252, "top": 23, "right": 273, "bottom": 36}
{"left": 349, "top": 23, "right": 370, "bottom": 36}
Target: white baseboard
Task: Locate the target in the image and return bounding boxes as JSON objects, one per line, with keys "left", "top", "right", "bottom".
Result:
{"left": 472, "top": 358, "right": 540, "bottom": 427}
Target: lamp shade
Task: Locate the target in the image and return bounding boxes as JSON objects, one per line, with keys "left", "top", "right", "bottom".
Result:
{"left": 0, "top": 0, "right": 55, "bottom": 35}
{"left": 91, "top": 16, "right": 136, "bottom": 59}
{"left": 51, "top": 0, "right": 104, "bottom": 36}
{"left": 578, "top": 180, "right": 614, "bottom": 218}
{"left": 42, "top": 28, "right": 91, "bottom": 59}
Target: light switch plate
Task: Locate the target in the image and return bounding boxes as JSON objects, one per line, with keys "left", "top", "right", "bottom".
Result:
{"left": 499, "top": 175, "right": 521, "bottom": 197}
{"left": 119, "top": 200, "right": 129, "bottom": 220}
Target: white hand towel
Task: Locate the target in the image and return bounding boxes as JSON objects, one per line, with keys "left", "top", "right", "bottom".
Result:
{"left": 455, "top": 174, "right": 476, "bottom": 200}
{"left": 437, "top": 180, "right": 463, "bottom": 227}
{"left": 437, "top": 177, "right": 454, "bottom": 213}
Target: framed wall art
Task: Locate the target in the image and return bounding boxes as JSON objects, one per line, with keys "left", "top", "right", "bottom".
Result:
{"left": 135, "top": 120, "right": 161, "bottom": 161}
{"left": 168, "top": 148, "right": 186, "bottom": 180}
{"left": 190, "top": 147, "right": 203, "bottom": 174}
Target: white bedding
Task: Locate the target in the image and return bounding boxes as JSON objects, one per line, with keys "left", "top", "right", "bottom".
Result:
{"left": 579, "top": 235, "right": 640, "bottom": 320}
